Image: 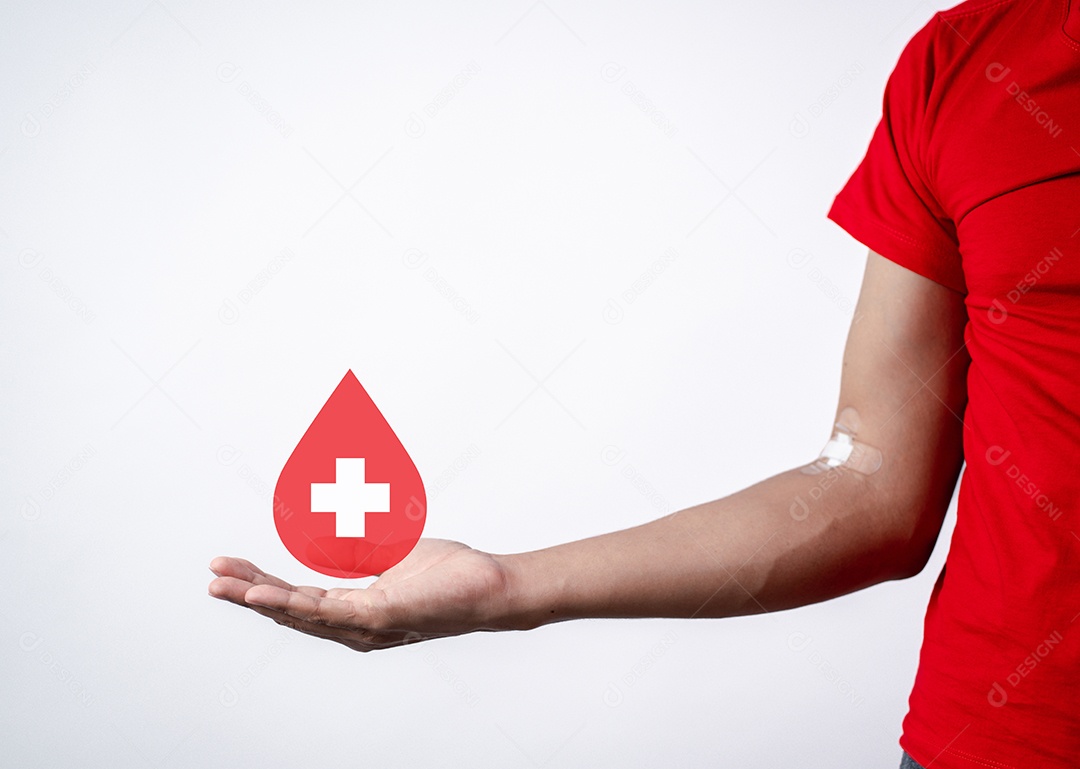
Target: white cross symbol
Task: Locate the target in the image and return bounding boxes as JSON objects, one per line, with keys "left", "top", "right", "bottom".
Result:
{"left": 310, "top": 457, "right": 391, "bottom": 538}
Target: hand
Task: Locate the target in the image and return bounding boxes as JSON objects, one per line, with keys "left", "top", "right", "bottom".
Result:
{"left": 208, "top": 539, "right": 517, "bottom": 651}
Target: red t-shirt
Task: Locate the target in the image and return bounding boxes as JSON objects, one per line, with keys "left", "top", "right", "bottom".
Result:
{"left": 827, "top": 1, "right": 1080, "bottom": 766}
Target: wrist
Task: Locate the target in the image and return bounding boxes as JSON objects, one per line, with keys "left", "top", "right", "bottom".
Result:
{"left": 491, "top": 550, "right": 567, "bottom": 631}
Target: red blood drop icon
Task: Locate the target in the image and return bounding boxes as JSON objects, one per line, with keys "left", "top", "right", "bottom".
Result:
{"left": 273, "top": 371, "right": 426, "bottom": 578}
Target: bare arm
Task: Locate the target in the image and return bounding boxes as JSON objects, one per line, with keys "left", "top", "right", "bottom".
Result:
{"left": 498, "top": 250, "right": 969, "bottom": 628}
{"left": 208, "top": 251, "right": 969, "bottom": 649}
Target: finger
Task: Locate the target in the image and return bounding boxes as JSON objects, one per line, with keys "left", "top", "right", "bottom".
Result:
{"left": 212, "top": 582, "right": 370, "bottom": 648}
{"left": 209, "top": 556, "right": 292, "bottom": 588}
{"left": 209, "top": 556, "right": 298, "bottom": 591}
{"left": 210, "top": 557, "right": 330, "bottom": 599}
{"left": 244, "top": 584, "right": 377, "bottom": 630}
{"left": 245, "top": 604, "right": 362, "bottom": 647}
{"left": 245, "top": 605, "right": 404, "bottom": 652}
{"left": 208, "top": 576, "right": 256, "bottom": 605}
{"left": 210, "top": 575, "right": 327, "bottom": 605}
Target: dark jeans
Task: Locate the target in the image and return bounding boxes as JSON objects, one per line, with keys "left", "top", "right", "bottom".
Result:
{"left": 900, "top": 751, "right": 926, "bottom": 769}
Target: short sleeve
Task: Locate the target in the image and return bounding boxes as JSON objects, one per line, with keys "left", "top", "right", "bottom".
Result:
{"left": 826, "top": 13, "right": 966, "bottom": 294}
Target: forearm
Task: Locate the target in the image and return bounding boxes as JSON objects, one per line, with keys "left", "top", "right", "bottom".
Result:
{"left": 494, "top": 464, "right": 919, "bottom": 630}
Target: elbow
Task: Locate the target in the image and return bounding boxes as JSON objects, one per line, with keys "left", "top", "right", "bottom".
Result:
{"left": 883, "top": 498, "right": 950, "bottom": 581}
{"left": 890, "top": 543, "right": 936, "bottom": 581}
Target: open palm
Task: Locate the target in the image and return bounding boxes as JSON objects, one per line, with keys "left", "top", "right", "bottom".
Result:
{"left": 208, "top": 539, "right": 514, "bottom": 651}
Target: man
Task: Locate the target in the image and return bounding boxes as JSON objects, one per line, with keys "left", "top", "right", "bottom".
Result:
{"left": 210, "top": 1, "right": 1080, "bottom": 765}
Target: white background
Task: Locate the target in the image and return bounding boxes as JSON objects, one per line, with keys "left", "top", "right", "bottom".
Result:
{"left": 1, "top": 1, "right": 961, "bottom": 766}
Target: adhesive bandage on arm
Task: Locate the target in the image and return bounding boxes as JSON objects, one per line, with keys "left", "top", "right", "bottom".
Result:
{"left": 801, "top": 407, "right": 883, "bottom": 476}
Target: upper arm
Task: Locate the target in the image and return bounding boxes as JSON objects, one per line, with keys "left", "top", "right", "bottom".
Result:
{"left": 833, "top": 249, "right": 969, "bottom": 574}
